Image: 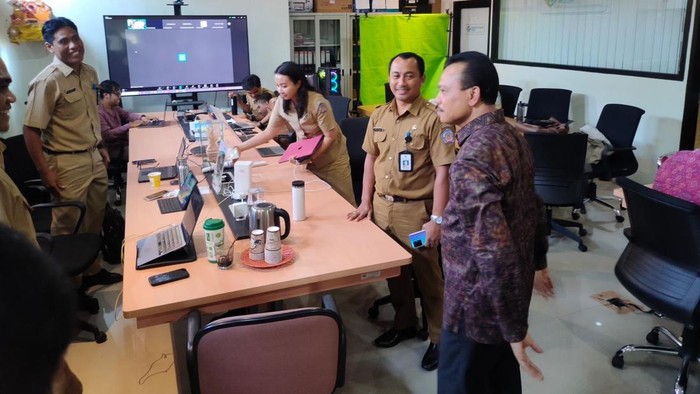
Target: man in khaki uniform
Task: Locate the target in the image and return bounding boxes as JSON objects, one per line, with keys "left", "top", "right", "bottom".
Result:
{"left": 229, "top": 74, "right": 277, "bottom": 126}
{"left": 0, "top": 56, "right": 83, "bottom": 394}
{"left": 347, "top": 52, "right": 455, "bottom": 371}
{"left": 23, "top": 17, "right": 121, "bottom": 286}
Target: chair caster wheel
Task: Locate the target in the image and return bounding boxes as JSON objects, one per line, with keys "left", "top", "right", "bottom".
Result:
{"left": 578, "top": 244, "right": 588, "bottom": 252}
{"left": 646, "top": 330, "right": 659, "bottom": 345}
{"left": 417, "top": 329, "right": 429, "bottom": 341}
{"left": 579, "top": 228, "right": 587, "bottom": 236}
{"left": 368, "top": 306, "right": 379, "bottom": 319}
{"left": 611, "top": 354, "right": 624, "bottom": 369}
{"left": 616, "top": 215, "right": 625, "bottom": 223}
{"left": 94, "top": 331, "right": 107, "bottom": 344}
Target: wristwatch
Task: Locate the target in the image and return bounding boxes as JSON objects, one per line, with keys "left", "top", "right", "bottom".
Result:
{"left": 430, "top": 215, "right": 443, "bottom": 225}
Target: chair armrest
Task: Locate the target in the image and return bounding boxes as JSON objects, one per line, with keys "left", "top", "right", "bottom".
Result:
{"left": 186, "top": 309, "right": 201, "bottom": 386}
{"left": 31, "top": 201, "right": 86, "bottom": 234}
{"left": 322, "top": 294, "right": 338, "bottom": 313}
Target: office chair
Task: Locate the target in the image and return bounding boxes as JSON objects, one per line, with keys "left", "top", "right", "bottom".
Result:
{"left": 585, "top": 104, "right": 645, "bottom": 222}
{"left": 186, "top": 294, "right": 346, "bottom": 394}
{"left": 525, "top": 132, "right": 589, "bottom": 252}
{"left": 611, "top": 177, "right": 700, "bottom": 394}
{"left": 32, "top": 201, "right": 107, "bottom": 343}
{"left": 339, "top": 117, "right": 369, "bottom": 205}
{"left": 525, "top": 88, "right": 572, "bottom": 123}
{"left": 2, "top": 135, "right": 107, "bottom": 343}
{"left": 106, "top": 141, "right": 128, "bottom": 206}
{"left": 499, "top": 84, "right": 522, "bottom": 118}
{"left": 327, "top": 95, "right": 352, "bottom": 124}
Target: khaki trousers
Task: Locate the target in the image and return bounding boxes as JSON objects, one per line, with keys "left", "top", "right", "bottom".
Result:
{"left": 372, "top": 194, "right": 444, "bottom": 343}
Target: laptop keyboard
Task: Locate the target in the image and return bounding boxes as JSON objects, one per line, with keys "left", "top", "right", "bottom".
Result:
{"left": 177, "top": 116, "right": 195, "bottom": 142}
{"left": 158, "top": 197, "right": 182, "bottom": 214}
{"left": 156, "top": 226, "right": 184, "bottom": 255}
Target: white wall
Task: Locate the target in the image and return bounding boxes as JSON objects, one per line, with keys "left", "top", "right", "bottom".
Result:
{"left": 448, "top": 0, "right": 696, "bottom": 184}
{"left": 0, "top": 0, "right": 291, "bottom": 138}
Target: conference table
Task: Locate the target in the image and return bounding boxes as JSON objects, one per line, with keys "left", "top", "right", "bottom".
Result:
{"left": 122, "top": 113, "right": 411, "bottom": 391}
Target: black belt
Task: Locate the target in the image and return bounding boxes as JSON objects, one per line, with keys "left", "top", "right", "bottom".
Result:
{"left": 378, "top": 193, "right": 422, "bottom": 203}
{"left": 43, "top": 146, "right": 96, "bottom": 155}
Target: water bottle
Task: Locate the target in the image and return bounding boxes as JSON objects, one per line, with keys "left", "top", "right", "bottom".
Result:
{"left": 516, "top": 102, "right": 526, "bottom": 122}
{"left": 292, "top": 180, "right": 305, "bottom": 221}
{"left": 177, "top": 156, "right": 189, "bottom": 186}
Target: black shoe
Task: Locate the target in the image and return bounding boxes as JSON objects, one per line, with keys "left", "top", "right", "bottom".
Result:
{"left": 80, "top": 269, "right": 123, "bottom": 291}
{"left": 421, "top": 342, "right": 439, "bottom": 371}
{"left": 374, "top": 327, "right": 417, "bottom": 348}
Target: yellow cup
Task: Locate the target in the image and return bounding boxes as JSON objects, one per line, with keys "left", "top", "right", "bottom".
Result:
{"left": 147, "top": 171, "right": 162, "bottom": 187}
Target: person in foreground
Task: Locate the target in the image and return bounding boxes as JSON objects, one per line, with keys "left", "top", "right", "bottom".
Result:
{"left": 234, "top": 61, "right": 355, "bottom": 204}
{"left": 98, "top": 79, "right": 156, "bottom": 162}
{"left": 347, "top": 52, "right": 455, "bottom": 371}
{"left": 23, "top": 17, "right": 122, "bottom": 288}
{"left": 0, "top": 57, "right": 82, "bottom": 393}
{"left": 435, "top": 51, "right": 545, "bottom": 392}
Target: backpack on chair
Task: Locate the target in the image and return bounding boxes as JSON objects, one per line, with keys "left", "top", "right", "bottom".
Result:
{"left": 101, "top": 203, "right": 125, "bottom": 264}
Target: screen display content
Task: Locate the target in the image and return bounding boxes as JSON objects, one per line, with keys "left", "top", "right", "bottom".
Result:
{"left": 103, "top": 15, "right": 250, "bottom": 97}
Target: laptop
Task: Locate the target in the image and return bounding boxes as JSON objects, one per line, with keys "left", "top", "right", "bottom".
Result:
{"left": 257, "top": 146, "right": 286, "bottom": 157}
{"left": 137, "top": 138, "right": 186, "bottom": 183}
{"left": 140, "top": 102, "right": 168, "bottom": 128}
{"left": 209, "top": 104, "right": 255, "bottom": 131}
{"left": 136, "top": 185, "right": 204, "bottom": 269}
{"left": 278, "top": 135, "right": 323, "bottom": 163}
{"left": 157, "top": 171, "right": 197, "bottom": 214}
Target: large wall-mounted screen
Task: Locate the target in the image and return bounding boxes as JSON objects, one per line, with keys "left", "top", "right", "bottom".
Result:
{"left": 103, "top": 15, "right": 251, "bottom": 97}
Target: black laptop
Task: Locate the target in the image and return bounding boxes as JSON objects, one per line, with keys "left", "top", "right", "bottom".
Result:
{"left": 137, "top": 138, "right": 186, "bottom": 183}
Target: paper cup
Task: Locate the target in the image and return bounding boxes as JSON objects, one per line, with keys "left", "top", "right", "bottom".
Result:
{"left": 147, "top": 171, "right": 162, "bottom": 187}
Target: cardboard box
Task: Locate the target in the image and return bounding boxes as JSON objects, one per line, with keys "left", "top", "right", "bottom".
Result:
{"left": 290, "top": 0, "right": 314, "bottom": 13}
{"left": 315, "top": 0, "right": 354, "bottom": 13}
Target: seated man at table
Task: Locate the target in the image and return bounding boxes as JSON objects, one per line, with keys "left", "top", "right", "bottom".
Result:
{"left": 229, "top": 74, "right": 276, "bottom": 125}
{"left": 653, "top": 149, "right": 700, "bottom": 206}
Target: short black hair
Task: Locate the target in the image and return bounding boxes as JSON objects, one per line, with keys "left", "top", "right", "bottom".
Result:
{"left": 445, "top": 51, "right": 499, "bottom": 105}
{"left": 241, "top": 74, "right": 262, "bottom": 91}
{"left": 388, "top": 52, "right": 426, "bottom": 76}
{"left": 42, "top": 17, "right": 78, "bottom": 44}
{"left": 99, "top": 80, "right": 120, "bottom": 100}
{"left": 0, "top": 223, "right": 77, "bottom": 394}
{"left": 256, "top": 92, "right": 273, "bottom": 102}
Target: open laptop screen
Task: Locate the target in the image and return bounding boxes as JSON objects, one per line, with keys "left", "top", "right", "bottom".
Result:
{"left": 182, "top": 186, "right": 204, "bottom": 244}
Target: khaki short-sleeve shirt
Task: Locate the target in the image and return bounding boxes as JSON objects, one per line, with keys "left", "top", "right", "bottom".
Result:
{"left": 247, "top": 87, "right": 276, "bottom": 121}
{"left": 24, "top": 59, "right": 101, "bottom": 152}
{"left": 267, "top": 91, "right": 346, "bottom": 168}
{"left": 363, "top": 97, "right": 456, "bottom": 200}
{"left": 0, "top": 142, "right": 37, "bottom": 247}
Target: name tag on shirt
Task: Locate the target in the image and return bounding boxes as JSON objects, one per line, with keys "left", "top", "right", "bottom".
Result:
{"left": 373, "top": 127, "right": 384, "bottom": 132}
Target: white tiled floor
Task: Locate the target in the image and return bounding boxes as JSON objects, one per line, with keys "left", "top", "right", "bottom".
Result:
{"left": 66, "top": 181, "right": 696, "bottom": 393}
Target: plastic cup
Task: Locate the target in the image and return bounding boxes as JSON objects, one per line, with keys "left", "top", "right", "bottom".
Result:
{"left": 203, "top": 218, "right": 226, "bottom": 263}
{"left": 147, "top": 172, "right": 162, "bottom": 187}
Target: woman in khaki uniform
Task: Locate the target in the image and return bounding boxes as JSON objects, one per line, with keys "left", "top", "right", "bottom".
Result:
{"left": 234, "top": 61, "right": 355, "bottom": 205}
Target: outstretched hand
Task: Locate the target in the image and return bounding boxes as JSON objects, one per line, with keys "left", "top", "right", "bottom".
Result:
{"left": 510, "top": 333, "right": 544, "bottom": 381}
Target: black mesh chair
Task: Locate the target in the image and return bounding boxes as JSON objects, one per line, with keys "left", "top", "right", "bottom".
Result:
{"left": 525, "top": 88, "right": 572, "bottom": 123}
{"left": 585, "top": 104, "right": 645, "bottom": 222}
{"left": 327, "top": 96, "right": 351, "bottom": 124}
{"left": 187, "top": 294, "right": 345, "bottom": 394}
{"left": 106, "top": 141, "right": 128, "bottom": 206}
{"left": 525, "top": 132, "right": 589, "bottom": 252}
{"left": 499, "top": 84, "right": 522, "bottom": 118}
{"left": 611, "top": 177, "right": 700, "bottom": 394}
{"left": 339, "top": 117, "right": 369, "bottom": 206}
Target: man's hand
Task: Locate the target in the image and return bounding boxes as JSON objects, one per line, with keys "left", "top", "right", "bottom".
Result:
{"left": 39, "top": 168, "right": 64, "bottom": 198}
{"left": 129, "top": 119, "right": 144, "bottom": 128}
{"left": 534, "top": 267, "right": 555, "bottom": 298}
{"left": 422, "top": 219, "right": 441, "bottom": 248}
{"left": 510, "top": 333, "right": 544, "bottom": 381}
{"left": 98, "top": 147, "right": 110, "bottom": 168}
{"left": 347, "top": 201, "right": 372, "bottom": 222}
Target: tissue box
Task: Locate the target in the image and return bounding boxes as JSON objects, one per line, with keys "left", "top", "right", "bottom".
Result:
{"left": 289, "top": 0, "right": 313, "bottom": 12}
{"left": 315, "top": 0, "right": 354, "bottom": 13}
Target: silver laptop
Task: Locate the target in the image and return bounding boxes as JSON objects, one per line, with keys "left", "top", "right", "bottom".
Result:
{"left": 136, "top": 186, "right": 203, "bottom": 268}
{"left": 140, "top": 102, "right": 168, "bottom": 128}
{"left": 208, "top": 104, "right": 255, "bottom": 131}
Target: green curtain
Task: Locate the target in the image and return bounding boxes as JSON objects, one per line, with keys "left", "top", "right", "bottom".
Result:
{"left": 359, "top": 14, "right": 449, "bottom": 105}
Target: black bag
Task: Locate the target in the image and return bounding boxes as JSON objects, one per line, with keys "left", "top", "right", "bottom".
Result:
{"left": 102, "top": 203, "right": 125, "bottom": 264}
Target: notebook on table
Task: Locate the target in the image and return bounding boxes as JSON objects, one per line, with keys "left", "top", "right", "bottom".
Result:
{"left": 137, "top": 138, "right": 186, "bottom": 183}
{"left": 157, "top": 171, "right": 197, "bottom": 214}
{"left": 278, "top": 135, "right": 323, "bottom": 163}
{"left": 136, "top": 186, "right": 204, "bottom": 269}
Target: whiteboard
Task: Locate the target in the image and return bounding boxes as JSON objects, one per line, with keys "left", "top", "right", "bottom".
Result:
{"left": 494, "top": 0, "right": 691, "bottom": 78}
{"left": 459, "top": 8, "right": 490, "bottom": 54}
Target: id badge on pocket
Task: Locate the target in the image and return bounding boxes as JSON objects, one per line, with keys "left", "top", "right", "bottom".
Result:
{"left": 399, "top": 150, "right": 413, "bottom": 172}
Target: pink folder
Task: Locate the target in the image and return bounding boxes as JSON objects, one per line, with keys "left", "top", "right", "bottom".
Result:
{"left": 278, "top": 134, "right": 324, "bottom": 163}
